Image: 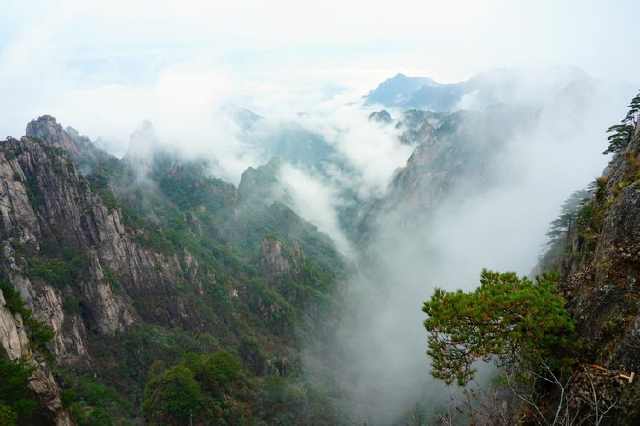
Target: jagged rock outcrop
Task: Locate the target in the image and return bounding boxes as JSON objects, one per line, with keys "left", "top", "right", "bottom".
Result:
{"left": 0, "top": 290, "right": 30, "bottom": 359}
{"left": 237, "top": 158, "right": 287, "bottom": 206}
{"left": 26, "top": 115, "right": 81, "bottom": 156}
{"left": 357, "top": 105, "right": 534, "bottom": 242}
{"left": 0, "top": 124, "right": 211, "bottom": 421}
{"left": 0, "top": 135, "right": 138, "bottom": 348}
{"left": 368, "top": 110, "right": 393, "bottom": 124}
{"left": 260, "top": 238, "right": 303, "bottom": 278}
{"left": 539, "top": 125, "right": 640, "bottom": 424}
{"left": 0, "top": 115, "right": 346, "bottom": 424}
{"left": 0, "top": 289, "right": 73, "bottom": 425}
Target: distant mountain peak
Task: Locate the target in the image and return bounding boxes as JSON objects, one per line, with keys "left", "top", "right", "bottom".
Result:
{"left": 365, "top": 73, "right": 461, "bottom": 111}
{"left": 124, "top": 120, "right": 159, "bottom": 163}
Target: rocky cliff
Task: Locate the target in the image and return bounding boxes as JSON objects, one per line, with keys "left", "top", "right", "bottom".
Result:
{"left": 539, "top": 120, "right": 640, "bottom": 423}
{"left": 357, "top": 104, "right": 536, "bottom": 243}
{"left": 0, "top": 116, "right": 346, "bottom": 424}
{"left": 0, "top": 287, "right": 72, "bottom": 425}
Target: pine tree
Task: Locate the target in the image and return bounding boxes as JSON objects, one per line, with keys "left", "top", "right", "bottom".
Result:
{"left": 422, "top": 270, "right": 575, "bottom": 386}
{"left": 545, "top": 189, "right": 590, "bottom": 246}
{"left": 603, "top": 91, "right": 640, "bottom": 154}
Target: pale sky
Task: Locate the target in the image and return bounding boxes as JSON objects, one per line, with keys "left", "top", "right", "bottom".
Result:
{"left": 1, "top": 0, "right": 638, "bottom": 140}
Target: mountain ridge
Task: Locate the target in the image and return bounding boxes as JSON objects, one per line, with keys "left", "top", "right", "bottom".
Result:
{"left": 0, "top": 115, "right": 347, "bottom": 425}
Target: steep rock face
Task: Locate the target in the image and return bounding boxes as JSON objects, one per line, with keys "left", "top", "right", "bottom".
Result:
{"left": 0, "top": 290, "right": 31, "bottom": 359}
{"left": 0, "top": 128, "right": 215, "bottom": 421}
{"left": 0, "top": 115, "right": 346, "bottom": 424}
{"left": 546, "top": 126, "right": 640, "bottom": 423}
{"left": 0, "top": 136, "right": 138, "bottom": 355}
{"left": 0, "top": 289, "right": 72, "bottom": 425}
{"left": 260, "top": 238, "right": 303, "bottom": 278}
{"left": 26, "top": 115, "right": 81, "bottom": 156}
{"left": 237, "top": 158, "right": 287, "bottom": 206}
{"left": 358, "top": 106, "right": 534, "bottom": 241}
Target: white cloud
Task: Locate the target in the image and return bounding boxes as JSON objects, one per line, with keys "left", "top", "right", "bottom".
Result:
{"left": 279, "top": 164, "right": 353, "bottom": 255}
{"left": 2, "top": 0, "right": 639, "bottom": 141}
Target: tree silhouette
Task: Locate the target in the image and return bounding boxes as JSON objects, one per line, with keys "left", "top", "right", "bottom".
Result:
{"left": 603, "top": 91, "right": 640, "bottom": 154}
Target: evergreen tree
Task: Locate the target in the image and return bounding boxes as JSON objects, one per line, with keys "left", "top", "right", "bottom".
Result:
{"left": 545, "top": 189, "right": 590, "bottom": 246}
{"left": 0, "top": 357, "right": 37, "bottom": 425}
{"left": 143, "top": 365, "right": 204, "bottom": 425}
{"left": 422, "top": 270, "right": 575, "bottom": 386}
{"left": 603, "top": 90, "right": 640, "bottom": 154}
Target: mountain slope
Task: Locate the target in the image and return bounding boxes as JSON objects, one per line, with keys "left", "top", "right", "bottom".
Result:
{"left": 0, "top": 116, "right": 347, "bottom": 425}
{"left": 537, "top": 110, "right": 640, "bottom": 424}
{"left": 365, "top": 73, "right": 465, "bottom": 111}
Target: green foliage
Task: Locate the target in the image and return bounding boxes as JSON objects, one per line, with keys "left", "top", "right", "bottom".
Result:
{"left": 0, "top": 404, "right": 17, "bottom": 426}
{"left": 254, "top": 377, "right": 340, "bottom": 425}
{"left": 143, "top": 351, "right": 255, "bottom": 425}
{"left": 24, "top": 174, "right": 45, "bottom": 211}
{"left": 546, "top": 189, "right": 590, "bottom": 246}
{"left": 60, "top": 372, "right": 132, "bottom": 426}
{"left": 16, "top": 142, "right": 344, "bottom": 424}
{"left": 28, "top": 321, "right": 55, "bottom": 355}
{"left": 63, "top": 295, "right": 81, "bottom": 315}
{"left": 603, "top": 90, "right": 640, "bottom": 154}
{"left": 423, "top": 270, "right": 575, "bottom": 386}
{"left": 143, "top": 365, "right": 205, "bottom": 425}
{"left": 27, "top": 247, "right": 89, "bottom": 289}
{"left": 28, "top": 258, "right": 72, "bottom": 288}
{"left": 255, "top": 377, "right": 306, "bottom": 424}
{"left": 574, "top": 179, "right": 609, "bottom": 253}
{"left": 245, "top": 279, "right": 296, "bottom": 335}
{"left": 239, "top": 336, "right": 267, "bottom": 375}
{"left": 540, "top": 189, "right": 593, "bottom": 272}
{"left": 87, "top": 166, "right": 120, "bottom": 211}
{"left": 0, "top": 281, "right": 30, "bottom": 318}
{"left": 151, "top": 154, "right": 235, "bottom": 212}
{"left": 85, "top": 324, "right": 220, "bottom": 405}
{"left": 0, "top": 357, "right": 37, "bottom": 424}
{"left": 187, "top": 351, "right": 244, "bottom": 394}
{"left": 102, "top": 267, "right": 121, "bottom": 292}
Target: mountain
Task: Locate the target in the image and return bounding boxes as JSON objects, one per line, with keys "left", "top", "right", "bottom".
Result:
{"left": 367, "top": 110, "right": 393, "bottom": 124}
{"left": 365, "top": 67, "right": 595, "bottom": 113}
{"left": 241, "top": 120, "right": 336, "bottom": 172}
{"left": 365, "top": 73, "right": 465, "bottom": 111}
{"left": 536, "top": 116, "right": 640, "bottom": 424}
{"left": 356, "top": 103, "right": 538, "bottom": 244}
{"left": 0, "top": 116, "right": 347, "bottom": 425}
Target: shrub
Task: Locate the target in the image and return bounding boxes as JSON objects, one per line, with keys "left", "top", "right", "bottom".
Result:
{"left": 0, "top": 403, "right": 17, "bottom": 426}
{"left": 60, "top": 373, "right": 131, "bottom": 426}
{"left": 28, "top": 246, "right": 89, "bottom": 289}
{"left": 188, "top": 351, "right": 244, "bottom": 395}
{"left": 143, "top": 365, "right": 204, "bottom": 425}
{"left": 423, "top": 270, "right": 575, "bottom": 386}
{"left": 0, "top": 357, "right": 37, "bottom": 424}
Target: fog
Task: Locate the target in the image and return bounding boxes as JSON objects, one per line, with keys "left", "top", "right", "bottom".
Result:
{"left": 306, "top": 71, "right": 631, "bottom": 423}
{"left": 3, "top": 1, "right": 640, "bottom": 423}
{"left": 4, "top": 62, "right": 632, "bottom": 423}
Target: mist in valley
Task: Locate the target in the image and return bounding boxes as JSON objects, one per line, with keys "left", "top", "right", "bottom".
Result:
{"left": 2, "top": 1, "right": 640, "bottom": 424}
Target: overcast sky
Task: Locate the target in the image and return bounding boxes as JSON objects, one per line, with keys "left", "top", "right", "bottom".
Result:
{"left": 2, "top": 0, "right": 639, "bottom": 141}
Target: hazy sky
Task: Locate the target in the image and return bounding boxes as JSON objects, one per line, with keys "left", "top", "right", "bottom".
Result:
{"left": 2, "top": 0, "right": 638, "bottom": 139}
